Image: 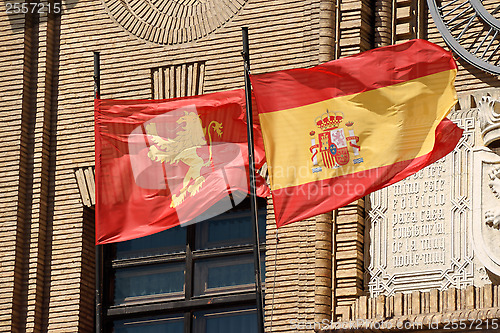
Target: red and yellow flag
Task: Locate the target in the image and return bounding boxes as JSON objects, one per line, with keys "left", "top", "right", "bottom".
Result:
{"left": 250, "top": 39, "right": 463, "bottom": 227}
{"left": 95, "top": 89, "right": 268, "bottom": 244}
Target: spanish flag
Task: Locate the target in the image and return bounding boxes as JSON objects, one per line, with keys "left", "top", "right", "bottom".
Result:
{"left": 250, "top": 39, "right": 463, "bottom": 227}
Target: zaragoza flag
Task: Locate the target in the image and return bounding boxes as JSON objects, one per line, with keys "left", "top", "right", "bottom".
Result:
{"left": 250, "top": 39, "right": 463, "bottom": 228}
{"left": 95, "top": 89, "right": 269, "bottom": 244}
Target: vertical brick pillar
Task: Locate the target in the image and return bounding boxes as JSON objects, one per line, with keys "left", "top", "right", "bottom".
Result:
{"left": 328, "top": 0, "right": 375, "bottom": 322}
{"left": 319, "top": 0, "right": 336, "bottom": 62}
{"left": 315, "top": 1, "right": 337, "bottom": 325}
{"left": 314, "top": 213, "right": 333, "bottom": 324}
{"left": 333, "top": 199, "right": 365, "bottom": 321}
{"left": 393, "top": 0, "right": 427, "bottom": 43}
{"left": 264, "top": 199, "right": 317, "bottom": 332}
{"left": 374, "top": 0, "right": 393, "bottom": 47}
{"left": 2, "top": 4, "right": 40, "bottom": 333}
{"left": 25, "top": 2, "right": 60, "bottom": 331}
{"left": 337, "top": 0, "right": 374, "bottom": 57}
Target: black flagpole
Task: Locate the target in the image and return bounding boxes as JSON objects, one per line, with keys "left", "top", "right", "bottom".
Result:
{"left": 242, "top": 27, "right": 265, "bottom": 333}
{"left": 94, "top": 51, "right": 103, "bottom": 333}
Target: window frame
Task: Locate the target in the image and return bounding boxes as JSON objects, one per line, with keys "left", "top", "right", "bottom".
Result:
{"left": 102, "top": 199, "right": 267, "bottom": 333}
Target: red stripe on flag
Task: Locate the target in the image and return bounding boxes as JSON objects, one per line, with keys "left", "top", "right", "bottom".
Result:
{"left": 271, "top": 118, "right": 463, "bottom": 227}
{"left": 251, "top": 40, "right": 457, "bottom": 114}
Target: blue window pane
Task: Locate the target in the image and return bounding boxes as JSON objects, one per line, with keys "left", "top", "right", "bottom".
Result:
{"left": 196, "top": 209, "right": 266, "bottom": 250}
{"left": 114, "top": 264, "right": 184, "bottom": 303}
{"left": 115, "top": 225, "right": 186, "bottom": 259}
{"left": 207, "top": 262, "right": 254, "bottom": 289}
{"left": 114, "top": 315, "right": 183, "bottom": 333}
{"left": 193, "top": 307, "right": 257, "bottom": 333}
{"left": 194, "top": 255, "right": 264, "bottom": 296}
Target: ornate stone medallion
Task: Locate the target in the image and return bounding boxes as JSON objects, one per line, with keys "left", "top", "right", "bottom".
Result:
{"left": 427, "top": 0, "right": 500, "bottom": 75}
{"left": 101, "top": 0, "right": 248, "bottom": 45}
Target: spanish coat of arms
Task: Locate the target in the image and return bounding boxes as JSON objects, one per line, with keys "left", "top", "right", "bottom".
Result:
{"left": 309, "top": 110, "right": 362, "bottom": 173}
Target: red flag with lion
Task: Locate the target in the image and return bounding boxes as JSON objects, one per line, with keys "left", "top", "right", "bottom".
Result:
{"left": 95, "top": 89, "right": 268, "bottom": 244}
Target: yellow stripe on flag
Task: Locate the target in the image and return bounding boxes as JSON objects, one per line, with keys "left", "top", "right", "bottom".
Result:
{"left": 259, "top": 70, "right": 457, "bottom": 190}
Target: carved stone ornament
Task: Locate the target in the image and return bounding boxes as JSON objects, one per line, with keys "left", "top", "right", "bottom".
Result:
{"left": 485, "top": 166, "right": 500, "bottom": 230}
{"left": 365, "top": 113, "right": 476, "bottom": 296}
{"left": 471, "top": 148, "right": 500, "bottom": 276}
{"left": 478, "top": 95, "right": 500, "bottom": 147}
{"left": 366, "top": 90, "right": 500, "bottom": 296}
{"left": 101, "top": 0, "right": 248, "bottom": 45}
{"left": 427, "top": 0, "right": 500, "bottom": 76}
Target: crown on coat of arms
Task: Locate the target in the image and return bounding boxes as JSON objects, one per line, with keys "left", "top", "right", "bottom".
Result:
{"left": 315, "top": 110, "right": 344, "bottom": 131}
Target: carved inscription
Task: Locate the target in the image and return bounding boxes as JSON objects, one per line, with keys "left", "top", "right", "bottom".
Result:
{"left": 367, "top": 115, "right": 476, "bottom": 296}
{"left": 365, "top": 115, "right": 476, "bottom": 296}
{"left": 391, "top": 160, "right": 447, "bottom": 269}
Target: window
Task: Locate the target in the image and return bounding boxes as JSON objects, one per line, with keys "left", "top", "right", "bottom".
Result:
{"left": 103, "top": 198, "right": 266, "bottom": 332}
{"left": 193, "top": 307, "right": 258, "bottom": 333}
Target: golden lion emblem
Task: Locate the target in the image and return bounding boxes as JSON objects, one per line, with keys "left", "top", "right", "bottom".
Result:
{"left": 145, "top": 111, "right": 223, "bottom": 208}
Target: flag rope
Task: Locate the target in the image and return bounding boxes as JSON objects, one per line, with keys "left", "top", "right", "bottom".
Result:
{"left": 269, "top": 229, "right": 279, "bottom": 332}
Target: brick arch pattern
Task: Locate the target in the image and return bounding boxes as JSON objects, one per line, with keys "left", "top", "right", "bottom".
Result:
{"left": 101, "top": 0, "right": 248, "bottom": 45}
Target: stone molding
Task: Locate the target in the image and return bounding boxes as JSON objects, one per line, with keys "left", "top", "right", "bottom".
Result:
{"left": 322, "top": 307, "right": 500, "bottom": 332}
{"left": 323, "top": 284, "right": 500, "bottom": 331}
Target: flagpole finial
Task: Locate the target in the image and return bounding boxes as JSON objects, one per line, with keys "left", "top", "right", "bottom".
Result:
{"left": 241, "top": 27, "right": 250, "bottom": 67}
{"left": 93, "top": 52, "right": 101, "bottom": 99}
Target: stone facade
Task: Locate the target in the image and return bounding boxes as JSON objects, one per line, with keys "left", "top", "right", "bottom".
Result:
{"left": 264, "top": 0, "right": 500, "bottom": 332}
{"left": 1, "top": 1, "right": 500, "bottom": 333}
{"left": 1, "top": 0, "right": 322, "bottom": 331}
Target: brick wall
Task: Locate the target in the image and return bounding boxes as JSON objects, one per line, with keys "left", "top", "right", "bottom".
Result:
{"left": 329, "top": 0, "right": 500, "bottom": 327}
{"left": 1, "top": 0, "right": 325, "bottom": 331}
{"left": 0, "top": 1, "right": 38, "bottom": 332}
{"left": 2, "top": 0, "right": 500, "bottom": 332}
{"left": 54, "top": 0, "right": 325, "bottom": 328}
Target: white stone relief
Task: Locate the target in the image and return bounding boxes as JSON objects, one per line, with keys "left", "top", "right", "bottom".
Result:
{"left": 471, "top": 92, "right": 500, "bottom": 276}
{"left": 478, "top": 95, "right": 500, "bottom": 232}
{"left": 478, "top": 95, "right": 500, "bottom": 147}
{"left": 488, "top": 166, "right": 500, "bottom": 199}
{"left": 367, "top": 90, "right": 500, "bottom": 297}
{"left": 484, "top": 210, "right": 500, "bottom": 230}
{"left": 471, "top": 150, "right": 500, "bottom": 276}
{"left": 365, "top": 113, "right": 476, "bottom": 296}
{"left": 478, "top": 267, "right": 489, "bottom": 282}
{"left": 485, "top": 166, "right": 500, "bottom": 230}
